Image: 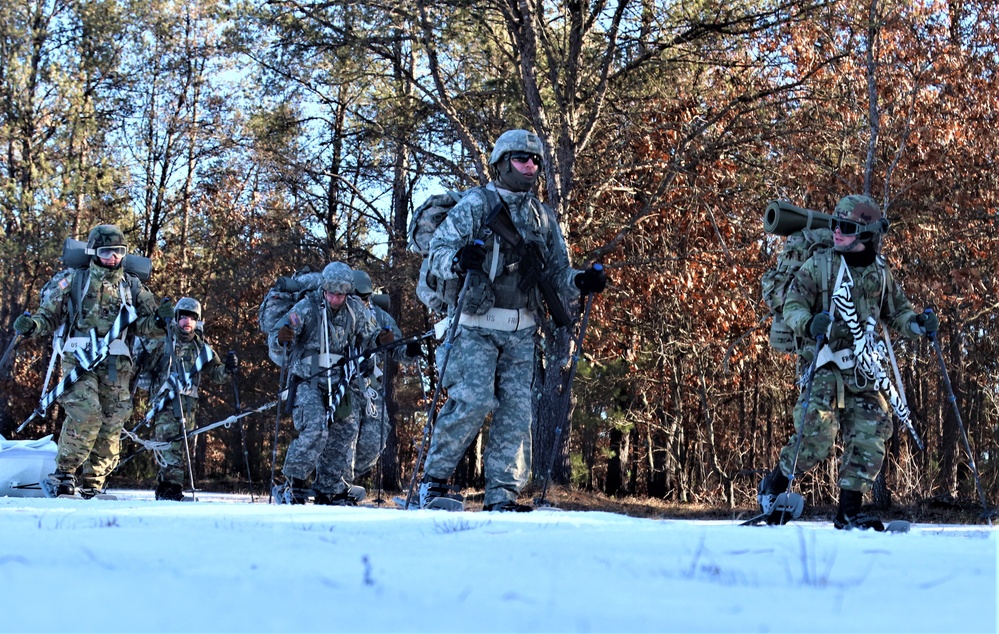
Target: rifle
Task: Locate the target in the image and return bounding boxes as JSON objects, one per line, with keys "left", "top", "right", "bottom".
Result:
{"left": 484, "top": 201, "right": 573, "bottom": 328}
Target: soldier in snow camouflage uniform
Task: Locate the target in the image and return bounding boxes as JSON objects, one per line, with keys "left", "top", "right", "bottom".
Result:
{"left": 419, "top": 129, "right": 607, "bottom": 512}
{"left": 268, "top": 262, "right": 382, "bottom": 505}
{"left": 758, "top": 195, "right": 938, "bottom": 529}
{"left": 14, "top": 225, "right": 171, "bottom": 498}
{"left": 140, "top": 297, "right": 237, "bottom": 500}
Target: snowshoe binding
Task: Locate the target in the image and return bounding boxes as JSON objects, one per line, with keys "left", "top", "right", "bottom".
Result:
{"left": 483, "top": 500, "right": 533, "bottom": 513}
{"left": 41, "top": 471, "right": 75, "bottom": 498}
{"left": 418, "top": 477, "right": 464, "bottom": 511}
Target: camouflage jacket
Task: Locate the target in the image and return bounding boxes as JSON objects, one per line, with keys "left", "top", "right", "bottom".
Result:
{"left": 28, "top": 260, "right": 163, "bottom": 369}
{"left": 267, "top": 291, "right": 379, "bottom": 383}
{"left": 142, "top": 325, "right": 228, "bottom": 411}
{"left": 426, "top": 182, "right": 579, "bottom": 320}
{"left": 784, "top": 249, "right": 920, "bottom": 362}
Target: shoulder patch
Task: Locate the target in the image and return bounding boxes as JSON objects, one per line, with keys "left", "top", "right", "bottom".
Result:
{"left": 288, "top": 311, "right": 301, "bottom": 327}
{"left": 58, "top": 278, "right": 70, "bottom": 290}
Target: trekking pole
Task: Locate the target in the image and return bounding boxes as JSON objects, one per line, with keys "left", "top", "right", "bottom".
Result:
{"left": 777, "top": 333, "right": 825, "bottom": 525}
{"left": 374, "top": 367, "right": 388, "bottom": 505}
{"left": 175, "top": 392, "right": 199, "bottom": 502}
{"left": 926, "top": 310, "right": 995, "bottom": 522}
{"left": 536, "top": 274, "right": 600, "bottom": 507}
{"left": 0, "top": 330, "right": 23, "bottom": 377}
{"left": 404, "top": 242, "right": 482, "bottom": 509}
{"left": 229, "top": 362, "right": 256, "bottom": 502}
{"left": 269, "top": 342, "right": 290, "bottom": 503}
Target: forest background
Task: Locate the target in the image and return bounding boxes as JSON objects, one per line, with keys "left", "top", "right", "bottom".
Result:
{"left": 1, "top": 0, "right": 996, "bottom": 516}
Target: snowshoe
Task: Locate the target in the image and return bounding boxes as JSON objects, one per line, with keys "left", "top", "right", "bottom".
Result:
{"left": 483, "top": 500, "right": 533, "bottom": 513}
{"left": 765, "top": 492, "right": 804, "bottom": 524}
{"left": 272, "top": 478, "right": 310, "bottom": 505}
{"left": 348, "top": 485, "right": 366, "bottom": 504}
{"left": 418, "top": 477, "right": 464, "bottom": 512}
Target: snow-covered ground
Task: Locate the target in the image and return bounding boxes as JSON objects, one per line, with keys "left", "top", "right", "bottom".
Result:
{"left": 0, "top": 490, "right": 995, "bottom": 633}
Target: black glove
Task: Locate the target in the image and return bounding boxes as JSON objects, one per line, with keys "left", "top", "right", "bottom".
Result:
{"left": 912, "top": 310, "right": 939, "bottom": 337}
{"left": 405, "top": 341, "right": 423, "bottom": 358}
{"left": 452, "top": 243, "right": 487, "bottom": 273}
{"left": 807, "top": 311, "right": 832, "bottom": 339}
{"left": 377, "top": 329, "right": 395, "bottom": 346}
{"left": 574, "top": 265, "right": 607, "bottom": 294}
{"left": 277, "top": 325, "right": 295, "bottom": 344}
{"left": 13, "top": 314, "right": 35, "bottom": 336}
{"left": 156, "top": 299, "right": 174, "bottom": 327}
{"left": 225, "top": 351, "right": 239, "bottom": 373}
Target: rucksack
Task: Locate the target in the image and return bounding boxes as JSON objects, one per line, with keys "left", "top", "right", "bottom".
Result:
{"left": 258, "top": 269, "right": 325, "bottom": 365}
{"left": 406, "top": 189, "right": 466, "bottom": 315}
{"left": 760, "top": 201, "right": 834, "bottom": 354}
{"left": 408, "top": 186, "right": 547, "bottom": 315}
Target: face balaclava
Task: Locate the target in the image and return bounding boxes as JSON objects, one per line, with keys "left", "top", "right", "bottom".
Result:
{"left": 495, "top": 155, "right": 540, "bottom": 193}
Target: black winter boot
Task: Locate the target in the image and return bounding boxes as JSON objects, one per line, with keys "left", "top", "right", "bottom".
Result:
{"left": 155, "top": 481, "right": 186, "bottom": 501}
{"left": 834, "top": 489, "right": 885, "bottom": 531}
{"left": 41, "top": 471, "right": 76, "bottom": 498}
{"left": 483, "top": 500, "right": 533, "bottom": 513}
{"left": 314, "top": 490, "right": 355, "bottom": 506}
{"left": 757, "top": 465, "right": 790, "bottom": 514}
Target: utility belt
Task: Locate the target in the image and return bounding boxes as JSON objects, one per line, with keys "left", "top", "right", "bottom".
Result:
{"left": 61, "top": 336, "right": 131, "bottom": 360}
{"left": 297, "top": 353, "right": 346, "bottom": 392}
{"left": 434, "top": 307, "right": 537, "bottom": 339}
{"left": 814, "top": 345, "right": 855, "bottom": 371}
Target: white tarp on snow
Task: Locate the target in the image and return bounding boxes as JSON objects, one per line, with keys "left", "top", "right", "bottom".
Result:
{"left": 0, "top": 434, "right": 56, "bottom": 497}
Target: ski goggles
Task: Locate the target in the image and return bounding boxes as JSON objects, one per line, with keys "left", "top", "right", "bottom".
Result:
{"left": 831, "top": 217, "right": 887, "bottom": 236}
{"left": 95, "top": 246, "right": 127, "bottom": 259}
{"left": 508, "top": 152, "right": 542, "bottom": 165}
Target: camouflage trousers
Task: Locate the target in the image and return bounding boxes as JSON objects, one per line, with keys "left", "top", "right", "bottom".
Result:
{"left": 152, "top": 396, "right": 199, "bottom": 486}
{"left": 284, "top": 378, "right": 360, "bottom": 496}
{"left": 779, "top": 365, "right": 893, "bottom": 493}
{"left": 55, "top": 361, "right": 132, "bottom": 490}
{"left": 423, "top": 325, "right": 535, "bottom": 507}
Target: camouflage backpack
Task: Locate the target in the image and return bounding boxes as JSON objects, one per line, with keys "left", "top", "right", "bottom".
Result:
{"left": 257, "top": 269, "right": 325, "bottom": 365}
{"left": 406, "top": 189, "right": 468, "bottom": 315}
{"left": 760, "top": 201, "right": 834, "bottom": 353}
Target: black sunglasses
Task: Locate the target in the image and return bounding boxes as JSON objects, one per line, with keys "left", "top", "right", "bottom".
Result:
{"left": 508, "top": 152, "right": 541, "bottom": 164}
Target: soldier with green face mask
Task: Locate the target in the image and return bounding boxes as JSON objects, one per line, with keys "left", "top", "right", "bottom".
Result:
{"left": 418, "top": 129, "right": 607, "bottom": 512}
{"left": 14, "top": 224, "right": 170, "bottom": 498}
{"left": 268, "top": 262, "right": 382, "bottom": 505}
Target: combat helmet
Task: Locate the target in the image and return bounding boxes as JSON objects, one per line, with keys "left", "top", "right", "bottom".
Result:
{"left": 322, "top": 262, "right": 354, "bottom": 294}
{"left": 86, "top": 224, "right": 126, "bottom": 252}
{"left": 174, "top": 297, "right": 202, "bottom": 321}
{"left": 833, "top": 195, "right": 889, "bottom": 251}
{"left": 488, "top": 129, "right": 544, "bottom": 166}
{"left": 353, "top": 270, "right": 373, "bottom": 297}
